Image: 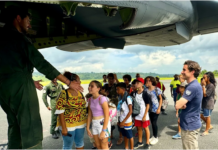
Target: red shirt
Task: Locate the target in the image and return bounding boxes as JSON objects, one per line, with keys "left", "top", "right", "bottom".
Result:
{"left": 156, "top": 82, "right": 165, "bottom": 92}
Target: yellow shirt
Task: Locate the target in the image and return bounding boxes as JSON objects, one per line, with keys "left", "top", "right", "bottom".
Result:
{"left": 170, "top": 80, "right": 181, "bottom": 90}
{"left": 55, "top": 90, "right": 87, "bottom": 131}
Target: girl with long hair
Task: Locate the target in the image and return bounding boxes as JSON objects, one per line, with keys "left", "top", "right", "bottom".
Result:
{"left": 86, "top": 80, "right": 110, "bottom": 150}
{"left": 201, "top": 72, "right": 216, "bottom": 136}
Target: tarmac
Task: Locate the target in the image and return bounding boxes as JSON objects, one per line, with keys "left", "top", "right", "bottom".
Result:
{"left": 0, "top": 80, "right": 218, "bottom": 149}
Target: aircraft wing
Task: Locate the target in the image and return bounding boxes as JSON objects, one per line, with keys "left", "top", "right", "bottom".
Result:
{"left": 1, "top": 1, "right": 218, "bottom": 52}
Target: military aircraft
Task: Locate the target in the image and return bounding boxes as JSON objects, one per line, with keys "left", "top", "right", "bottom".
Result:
{"left": 0, "top": 1, "right": 218, "bottom": 52}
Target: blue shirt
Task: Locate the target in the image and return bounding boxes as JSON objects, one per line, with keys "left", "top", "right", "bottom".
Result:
{"left": 180, "top": 80, "right": 203, "bottom": 131}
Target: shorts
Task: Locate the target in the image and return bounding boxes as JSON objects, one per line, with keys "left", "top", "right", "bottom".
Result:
{"left": 92, "top": 118, "right": 111, "bottom": 138}
{"left": 60, "top": 128, "right": 85, "bottom": 149}
{"left": 118, "top": 126, "right": 133, "bottom": 139}
{"left": 201, "top": 108, "right": 212, "bottom": 117}
{"left": 135, "top": 120, "right": 150, "bottom": 128}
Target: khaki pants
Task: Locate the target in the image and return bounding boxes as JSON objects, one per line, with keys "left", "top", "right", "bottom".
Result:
{"left": 181, "top": 128, "right": 200, "bottom": 150}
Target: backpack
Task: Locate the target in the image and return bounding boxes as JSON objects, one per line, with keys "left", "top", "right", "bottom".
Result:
{"left": 133, "top": 90, "right": 152, "bottom": 113}
{"left": 123, "top": 95, "right": 141, "bottom": 117}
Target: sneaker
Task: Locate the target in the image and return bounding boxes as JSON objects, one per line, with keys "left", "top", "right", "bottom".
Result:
{"left": 144, "top": 144, "right": 150, "bottom": 149}
{"left": 162, "top": 111, "right": 167, "bottom": 115}
{"left": 149, "top": 136, "right": 154, "bottom": 143}
{"left": 52, "top": 133, "right": 59, "bottom": 139}
{"left": 134, "top": 142, "right": 144, "bottom": 149}
{"left": 150, "top": 137, "right": 158, "bottom": 145}
{"left": 172, "top": 133, "right": 181, "bottom": 139}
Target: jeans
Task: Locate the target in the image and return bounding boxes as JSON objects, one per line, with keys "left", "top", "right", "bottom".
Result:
{"left": 60, "top": 128, "right": 85, "bottom": 149}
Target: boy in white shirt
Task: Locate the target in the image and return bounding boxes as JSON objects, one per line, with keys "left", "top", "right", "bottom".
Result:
{"left": 116, "top": 83, "right": 134, "bottom": 150}
{"left": 134, "top": 78, "right": 151, "bottom": 149}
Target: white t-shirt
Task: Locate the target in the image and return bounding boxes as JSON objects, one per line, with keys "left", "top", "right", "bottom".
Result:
{"left": 135, "top": 93, "right": 150, "bottom": 121}
{"left": 120, "top": 96, "right": 133, "bottom": 123}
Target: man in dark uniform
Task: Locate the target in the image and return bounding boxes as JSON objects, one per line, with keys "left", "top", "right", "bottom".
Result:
{"left": 0, "top": 6, "right": 83, "bottom": 149}
{"left": 42, "top": 78, "right": 64, "bottom": 139}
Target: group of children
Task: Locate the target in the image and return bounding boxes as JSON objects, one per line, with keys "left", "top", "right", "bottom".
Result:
{"left": 54, "top": 72, "right": 164, "bottom": 150}
{"left": 84, "top": 73, "right": 164, "bottom": 150}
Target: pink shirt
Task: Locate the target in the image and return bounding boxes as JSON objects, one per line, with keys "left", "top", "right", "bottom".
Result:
{"left": 89, "top": 95, "right": 107, "bottom": 117}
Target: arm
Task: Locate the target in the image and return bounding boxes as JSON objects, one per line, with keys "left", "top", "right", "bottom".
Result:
{"left": 25, "top": 41, "right": 83, "bottom": 92}
{"left": 34, "top": 80, "right": 43, "bottom": 90}
{"left": 142, "top": 92, "right": 151, "bottom": 121}
{"left": 175, "top": 97, "right": 188, "bottom": 110}
{"left": 86, "top": 103, "right": 93, "bottom": 137}
{"left": 176, "top": 109, "right": 179, "bottom": 117}
{"left": 54, "top": 91, "right": 67, "bottom": 135}
{"left": 202, "top": 86, "right": 206, "bottom": 97}
{"left": 59, "top": 113, "right": 67, "bottom": 136}
{"left": 120, "top": 104, "right": 132, "bottom": 126}
{"left": 100, "top": 101, "right": 109, "bottom": 140}
{"left": 42, "top": 86, "right": 51, "bottom": 110}
{"left": 156, "top": 94, "right": 162, "bottom": 114}
{"left": 142, "top": 104, "right": 150, "bottom": 122}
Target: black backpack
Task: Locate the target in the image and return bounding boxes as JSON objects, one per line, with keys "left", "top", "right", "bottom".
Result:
{"left": 133, "top": 90, "right": 153, "bottom": 113}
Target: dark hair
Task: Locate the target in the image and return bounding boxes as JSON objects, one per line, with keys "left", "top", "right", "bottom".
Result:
{"left": 4, "top": 6, "right": 31, "bottom": 25}
{"left": 174, "top": 74, "right": 179, "bottom": 81}
{"left": 103, "top": 75, "right": 106, "bottom": 78}
{"left": 116, "top": 82, "right": 126, "bottom": 89}
{"left": 107, "top": 73, "right": 114, "bottom": 79}
{"left": 85, "top": 93, "right": 92, "bottom": 99}
{"left": 145, "top": 76, "right": 157, "bottom": 86}
{"left": 90, "top": 80, "right": 107, "bottom": 96}
{"left": 184, "top": 60, "right": 201, "bottom": 78}
{"left": 201, "top": 78, "right": 203, "bottom": 81}
{"left": 63, "top": 71, "right": 78, "bottom": 81}
{"left": 132, "top": 79, "right": 137, "bottom": 85}
{"left": 205, "top": 72, "right": 217, "bottom": 87}
{"left": 123, "top": 74, "right": 132, "bottom": 82}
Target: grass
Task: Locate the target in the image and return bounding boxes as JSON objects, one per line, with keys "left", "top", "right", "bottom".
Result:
{"left": 39, "top": 78, "right": 176, "bottom": 86}
{"left": 38, "top": 77, "right": 203, "bottom": 86}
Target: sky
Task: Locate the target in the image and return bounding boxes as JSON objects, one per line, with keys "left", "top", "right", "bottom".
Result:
{"left": 39, "top": 32, "right": 218, "bottom": 74}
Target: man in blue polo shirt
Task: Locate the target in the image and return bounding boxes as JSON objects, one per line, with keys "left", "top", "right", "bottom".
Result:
{"left": 176, "top": 60, "right": 202, "bottom": 150}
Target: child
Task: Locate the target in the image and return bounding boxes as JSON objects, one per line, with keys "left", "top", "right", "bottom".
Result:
{"left": 145, "top": 76, "right": 162, "bottom": 145}
{"left": 130, "top": 79, "right": 137, "bottom": 97}
{"left": 108, "top": 99, "right": 117, "bottom": 148}
{"left": 123, "top": 74, "right": 133, "bottom": 95}
{"left": 87, "top": 80, "right": 111, "bottom": 150}
{"left": 116, "top": 82, "right": 134, "bottom": 150}
{"left": 55, "top": 72, "right": 87, "bottom": 149}
{"left": 133, "top": 78, "right": 151, "bottom": 149}
{"left": 172, "top": 82, "right": 187, "bottom": 139}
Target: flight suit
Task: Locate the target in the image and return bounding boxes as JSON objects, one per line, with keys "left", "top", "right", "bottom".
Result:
{"left": 0, "top": 25, "right": 60, "bottom": 149}
{"left": 42, "top": 82, "right": 64, "bottom": 134}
